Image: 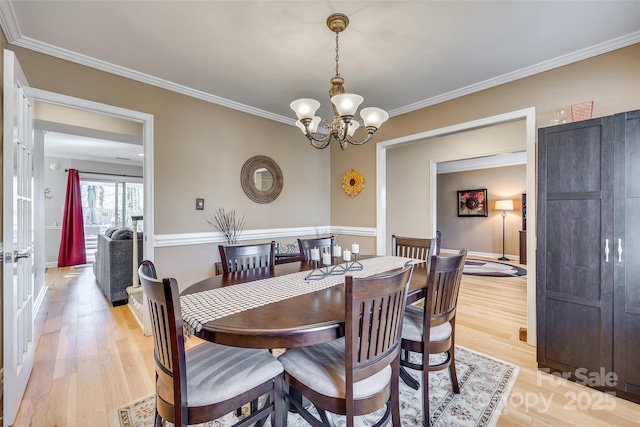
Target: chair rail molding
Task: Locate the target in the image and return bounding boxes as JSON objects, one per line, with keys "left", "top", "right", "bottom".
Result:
{"left": 154, "top": 226, "right": 377, "bottom": 248}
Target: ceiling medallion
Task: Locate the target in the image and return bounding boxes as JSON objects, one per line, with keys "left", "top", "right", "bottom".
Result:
{"left": 342, "top": 169, "right": 364, "bottom": 197}
{"left": 290, "top": 13, "right": 389, "bottom": 150}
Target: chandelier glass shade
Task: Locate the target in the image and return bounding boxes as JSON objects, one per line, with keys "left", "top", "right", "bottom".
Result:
{"left": 290, "top": 13, "right": 389, "bottom": 150}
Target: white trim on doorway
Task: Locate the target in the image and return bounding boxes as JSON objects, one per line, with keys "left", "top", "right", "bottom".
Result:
{"left": 376, "top": 107, "right": 537, "bottom": 346}
{"left": 26, "top": 88, "right": 154, "bottom": 336}
{"left": 24, "top": 88, "right": 155, "bottom": 266}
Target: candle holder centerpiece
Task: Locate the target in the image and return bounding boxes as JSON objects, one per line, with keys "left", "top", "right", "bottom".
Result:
{"left": 304, "top": 242, "right": 363, "bottom": 281}
{"left": 344, "top": 243, "right": 363, "bottom": 272}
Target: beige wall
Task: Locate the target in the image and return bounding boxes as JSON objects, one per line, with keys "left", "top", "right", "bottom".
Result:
{"left": 36, "top": 102, "right": 143, "bottom": 136}
{"left": 385, "top": 120, "right": 526, "bottom": 249}
{"left": 437, "top": 165, "right": 526, "bottom": 256}
{"left": 330, "top": 43, "right": 640, "bottom": 250}
{"left": 1, "top": 40, "right": 639, "bottom": 285}
{"left": 8, "top": 46, "right": 331, "bottom": 286}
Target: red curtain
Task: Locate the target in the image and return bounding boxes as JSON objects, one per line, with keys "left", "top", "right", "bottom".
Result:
{"left": 58, "top": 168, "right": 86, "bottom": 267}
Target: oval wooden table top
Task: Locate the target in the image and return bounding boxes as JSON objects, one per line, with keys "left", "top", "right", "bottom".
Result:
{"left": 181, "top": 257, "right": 429, "bottom": 349}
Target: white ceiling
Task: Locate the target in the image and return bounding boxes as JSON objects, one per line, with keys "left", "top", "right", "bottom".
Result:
{"left": 3, "top": 1, "right": 640, "bottom": 165}
{"left": 44, "top": 131, "right": 144, "bottom": 167}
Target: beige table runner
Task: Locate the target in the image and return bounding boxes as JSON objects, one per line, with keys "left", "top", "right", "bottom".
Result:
{"left": 181, "top": 256, "right": 421, "bottom": 336}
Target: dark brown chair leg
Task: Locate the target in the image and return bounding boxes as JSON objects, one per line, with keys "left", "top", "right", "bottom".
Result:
{"left": 271, "top": 374, "right": 285, "bottom": 427}
{"left": 400, "top": 366, "right": 420, "bottom": 390}
{"left": 317, "top": 405, "right": 336, "bottom": 427}
{"left": 391, "top": 357, "right": 401, "bottom": 427}
{"left": 423, "top": 365, "right": 430, "bottom": 427}
{"left": 449, "top": 347, "right": 460, "bottom": 394}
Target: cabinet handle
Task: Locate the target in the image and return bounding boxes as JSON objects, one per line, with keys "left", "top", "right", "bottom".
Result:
{"left": 605, "top": 239, "right": 609, "bottom": 262}
{"left": 618, "top": 238, "right": 623, "bottom": 263}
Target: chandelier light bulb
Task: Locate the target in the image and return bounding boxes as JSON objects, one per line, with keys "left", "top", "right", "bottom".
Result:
{"left": 360, "top": 107, "right": 390, "bottom": 129}
{"left": 346, "top": 120, "right": 360, "bottom": 137}
{"left": 296, "top": 116, "right": 321, "bottom": 134}
{"left": 290, "top": 98, "right": 321, "bottom": 120}
{"left": 330, "top": 93, "right": 364, "bottom": 117}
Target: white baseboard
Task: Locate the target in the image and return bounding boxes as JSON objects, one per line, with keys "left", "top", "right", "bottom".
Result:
{"left": 33, "top": 281, "right": 48, "bottom": 315}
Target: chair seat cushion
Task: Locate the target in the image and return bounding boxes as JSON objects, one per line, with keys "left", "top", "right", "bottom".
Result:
{"left": 278, "top": 337, "right": 391, "bottom": 399}
{"left": 157, "top": 342, "right": 283, "bottom": 407}
{"left": 402, "top": 305, "right": 452, "bottom": 343}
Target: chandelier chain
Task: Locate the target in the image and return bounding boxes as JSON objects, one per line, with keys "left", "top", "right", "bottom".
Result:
{"left": 335, "top": 32, "right": 340, "bottom": 77}
{"left": 290, "top": 13, "right": 388, "bottom": 150}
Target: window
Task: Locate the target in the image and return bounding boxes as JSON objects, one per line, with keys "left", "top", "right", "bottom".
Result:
{"left": 81, "top": 179, "right": 143, "bottom": 232}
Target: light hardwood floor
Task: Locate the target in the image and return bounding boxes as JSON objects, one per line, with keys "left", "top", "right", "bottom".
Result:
{"left": 12, "top": 264, "right": 640, "bottom": 426}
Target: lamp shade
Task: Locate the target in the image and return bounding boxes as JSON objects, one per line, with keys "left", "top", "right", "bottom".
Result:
{"left": 495, "top": 199, "right": 514, "bottom": 211}
{"left": 295, "top": 116, "right": 321, "bottom": 134}
{"left": 360, "top": 107, "right": 389, "bottom": 129}
{"left": 330, "top": 93, "right": 364, "bottom": 117}
{"left": 346, "top": 120, "right": 360, "bottom": 137}
{"left": 290, "top": 98, "right": 321, "bottom": 120}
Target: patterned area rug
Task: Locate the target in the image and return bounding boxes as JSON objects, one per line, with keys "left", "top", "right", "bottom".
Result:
{"left": 109, "top": 346, "right": 519, "bottom": 427}
{"left": 463, "top": 259, "right": 527, "bottom": 277}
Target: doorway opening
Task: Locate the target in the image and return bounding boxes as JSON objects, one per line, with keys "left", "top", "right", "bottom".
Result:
{"left": 28, "top": 88, "right": 154, "bottom": 278}
{"left": 375, "top": 107, "right": 536, "bottom": 346}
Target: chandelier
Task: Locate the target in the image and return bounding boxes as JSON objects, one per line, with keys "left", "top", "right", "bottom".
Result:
{"left": 290, "top": 13, "right": 389, "bottom": 150}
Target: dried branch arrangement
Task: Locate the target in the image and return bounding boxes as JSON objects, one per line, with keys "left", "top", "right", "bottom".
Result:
{"left": 208, "top": 207, "right": 245, "bottom": 245}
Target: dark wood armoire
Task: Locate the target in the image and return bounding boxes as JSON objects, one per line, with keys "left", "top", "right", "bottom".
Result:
{"left": 537, "top": 109, "right": 640, "bottom": 403}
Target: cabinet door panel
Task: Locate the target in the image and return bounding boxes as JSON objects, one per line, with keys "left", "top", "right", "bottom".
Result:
{"left": 537, "top": 116, "right": 614, "bottom": 378}
{"left": 545, "top": 300, "right": 602, "bottom": 370}
{"left": 614, "top": 109, "right": 640, "bottom": 397}
{"left": 545, "top": 199, "right": 601, "bottom": 299}
{"left": 546, "top": 125, "right": 603, "bottom": 194}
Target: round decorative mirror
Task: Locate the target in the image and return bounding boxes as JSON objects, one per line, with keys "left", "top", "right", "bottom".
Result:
{"left": 241, "top": 155, "right": 283, "bottom": 204}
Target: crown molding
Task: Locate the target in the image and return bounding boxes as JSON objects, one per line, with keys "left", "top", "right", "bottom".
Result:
{"left": 0, "top": 0, "right": 296, "bottom": 127}
{"left": 388, "top": 31, "right": 640, "bottom": 117}
{"left": 2, "top": 2, "right": 637, "bottom": 125}
{"left": 0, "top": 0, "right": 21, "bottom": 42}
{"left": 12, "top": 35, "right": 295, "bottom": 125}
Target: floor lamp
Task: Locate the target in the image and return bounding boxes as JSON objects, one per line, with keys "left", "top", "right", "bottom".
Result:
{"left": 495, "top": 199, "right": 514, "bottom": 261}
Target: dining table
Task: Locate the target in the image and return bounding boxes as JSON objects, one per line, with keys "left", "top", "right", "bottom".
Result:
{"left": 180, "top": 255, "right": 429, "bottom": 350}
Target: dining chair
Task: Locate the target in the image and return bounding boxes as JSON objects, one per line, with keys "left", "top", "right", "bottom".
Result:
{"left": 400, "top": 249, "right": 468, "bottom": 426}
{"left": 278, "top": 262, "right": 415, "bottom": 427}
{"left": 391, "top": 235, "right": 435, "bottom": 260}
{"left": 297, "top": 236, "right": 334, "bottom": 261}
{"left": 138, "top": 260, "right": 285, "bottom": 427}
{"left": 219, "top": 241, "right": 276, "bottom": 274}
{"left": 391, "top": 235, "right": 436, "bottom": 387}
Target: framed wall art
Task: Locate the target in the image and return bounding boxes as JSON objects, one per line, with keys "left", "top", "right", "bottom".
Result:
{"left": 457, "top": 189, "right": 488, "bottom": 217}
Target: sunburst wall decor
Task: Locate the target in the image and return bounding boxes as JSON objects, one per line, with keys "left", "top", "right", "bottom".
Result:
{"left": 342, "top": 169, "right": 364, "bottom": 197}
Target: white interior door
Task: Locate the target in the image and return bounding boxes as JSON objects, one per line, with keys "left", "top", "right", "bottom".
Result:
{"left": 3, "top": 49, "right": 35, "bottom": 427}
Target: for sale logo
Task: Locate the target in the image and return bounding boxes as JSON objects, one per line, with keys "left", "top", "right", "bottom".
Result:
{"left": 498, "top": 367, "right": 618, "bottom": 415}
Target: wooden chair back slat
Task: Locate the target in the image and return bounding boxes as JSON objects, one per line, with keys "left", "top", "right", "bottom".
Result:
{"left": 138, "top": 261, "right": 188, "bottom": 426}
{"left": 297, "top": 236, "right": 334, "bottom": 261}
{"left": 219, "top": 241, "right": 276, "bottom": 274}
{"left": 427, "top": 250, "right": 467, "bottom": 327}
{"left": 346, "top": 263, "right": 414, "bottom": 384}
{"left": 391, "top": 235, "right": 435, "bottom": 261}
